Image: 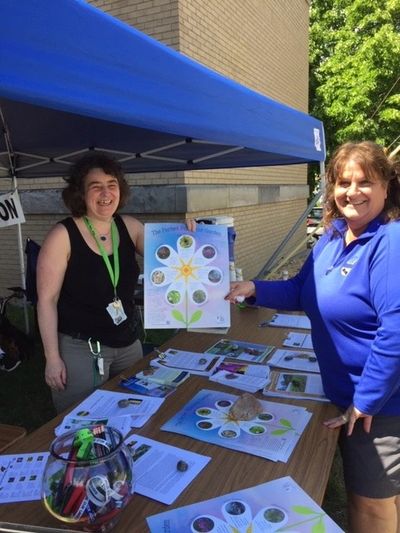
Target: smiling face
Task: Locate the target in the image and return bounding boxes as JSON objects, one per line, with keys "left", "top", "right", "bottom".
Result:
{"left": 84, "top": 168, "right": 120, "bottom": 221}
{"left": 334, "top": 159, "right": 388, "bottom": 236}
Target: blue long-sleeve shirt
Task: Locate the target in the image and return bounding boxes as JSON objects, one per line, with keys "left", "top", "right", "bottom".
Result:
{"left": 253, "top": 216, "right": 400, "bottom": 415}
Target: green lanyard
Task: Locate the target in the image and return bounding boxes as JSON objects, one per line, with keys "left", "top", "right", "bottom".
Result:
{"left": 83, "top": 217, "right": 120, "bottom": 296}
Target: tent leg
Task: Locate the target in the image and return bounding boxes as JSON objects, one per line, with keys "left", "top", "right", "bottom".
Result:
{"left": 15, "top": 222, "right": 30, "bottom": 335}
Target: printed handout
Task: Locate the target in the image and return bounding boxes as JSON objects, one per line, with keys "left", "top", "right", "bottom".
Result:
{"left": 283, "top": 331, "right": 314, "bottom": 350}
{"left": 125, "top": 434, "right": 210, "bottom": 504}
{"left": 56, "top": 389, "right": 164, "bottom": 436}
{"left": 144, "top": 223, "right": 230, "bottom": 329}
{"left": 265, "top": 313, "right": 311, "bottom": 329}
{"left": 267, "top": 348, "right": 320, "bottom": 373}
{"left": 147, "top": 475, "right": 344, "bottom": 532}
{"left": 151, "top": 348, "right": 223, "bottom": 376}
{"left": 205, "top": 338, "right": 274, "bottom": 363}
{"left": 263, "top": 371, "right": 328, "bottom": 402}
{"left": 0, "top": 452, "right": 49, "bottom": 504}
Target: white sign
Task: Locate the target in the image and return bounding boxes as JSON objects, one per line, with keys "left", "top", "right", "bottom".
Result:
{"left": 0, "top": 190, "right": 25, "bottom": 227}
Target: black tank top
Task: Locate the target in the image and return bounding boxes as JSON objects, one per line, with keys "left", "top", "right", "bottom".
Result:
{"left": 57, "top": 215, "right": 140, "bottom": 347}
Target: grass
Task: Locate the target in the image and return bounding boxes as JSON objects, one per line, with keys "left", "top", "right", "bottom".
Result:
{"left": 0, "top": 306, "right": 348, "bottom": 530}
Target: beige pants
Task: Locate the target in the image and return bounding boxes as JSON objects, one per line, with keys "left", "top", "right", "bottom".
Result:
{"left": 52, "top": 333, "right": 143, "bottom": 413}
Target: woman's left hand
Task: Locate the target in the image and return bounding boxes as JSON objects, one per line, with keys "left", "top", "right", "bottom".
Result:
{"left": 323, "top": 404, "right": 373, "bottom": 436}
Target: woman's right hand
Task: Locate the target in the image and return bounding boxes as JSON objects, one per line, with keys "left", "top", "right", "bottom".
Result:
{"left": 45, "top": 357, "right": 67, "bottom": 391}
{"left": 225, "top": 281, "right": 256, "bottom": 303}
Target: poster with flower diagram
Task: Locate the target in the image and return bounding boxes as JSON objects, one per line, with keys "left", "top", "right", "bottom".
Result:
{"left": 147, "top": 475, "right": 344, "bottom": 532}
{"left": 161, "top": 389, "right": 312, "bottom": 463}
{"left": 144, "top": 223, "right": 230, "bottom": 329}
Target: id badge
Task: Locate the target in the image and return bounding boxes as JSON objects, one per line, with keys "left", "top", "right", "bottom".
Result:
{"left": 106, "top": 298, "right": 127, "bottom": 325}
{"left": 97, "top": 357, "right": 105, "bottom": 375}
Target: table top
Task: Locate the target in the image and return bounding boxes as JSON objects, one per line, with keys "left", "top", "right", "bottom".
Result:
{"left": 0, "top": 424, "right": 27, "bottom": 454}
{"left": 0, "top": 305, "right": 339, "bottom": 533}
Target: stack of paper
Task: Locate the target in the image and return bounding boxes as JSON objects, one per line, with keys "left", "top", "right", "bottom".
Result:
{"left": 283, "top": 331, "right": 314, "bottom": 349}
{"left": 209, "top": 362, "right": 270, "bottom": 392}
{"left": 263, "top": 371, "right": 328, "bottom": 402}
{"left": 205, "top": 338, "right": 274, "bottom": 363}
{"left": 147, "top": 475, "right": 344, "bottom": 532}
{"left": 162, "top": 389, "right": 312, "bottom": 462}
{"left": 263, "top": 313, "right": 311, "bottom": 329}
{"left": 151, "top": 348, "right": 223, "bottom": 376}
{"left": 56, "top": 389, "right": 164, "bottom": 436}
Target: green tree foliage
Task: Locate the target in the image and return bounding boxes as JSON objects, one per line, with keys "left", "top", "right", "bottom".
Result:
{"left": 309, "top": 0, "right": 400, "bottom": 156}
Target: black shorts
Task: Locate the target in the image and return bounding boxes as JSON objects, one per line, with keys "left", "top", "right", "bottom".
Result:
{"left": 339, "top": 415, "right": 400, "bottom": 498}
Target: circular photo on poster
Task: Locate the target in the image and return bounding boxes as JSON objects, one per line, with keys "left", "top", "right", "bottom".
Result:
{"left": 179, "top": 235, "right": 194, "bottom": 249}
{"left": 191, "top": 516, "right": 215, "bottom": 532}
{"left": 216, "top": 400, "right": 232, "bottom": 408}
{"left": 219, "top": 429, "right": 239, "bottom": 439}
{"left": 224, "top": 500, "right": 246, "bottom": 516}
{"left": 196, "top": 408, "right": 212, "bottom": 417}
{"left": 166, "top": 289, "right": 181, "bottom": 305}
{"left": 248, "top": 425, "right": 266, "bottom": 435}
{"left": 156, "top": 245, "right": 171, "bottom": 260}
{"left": 262, "top": 506, "right": 288, "bottom": 526}
{"left": 196, "top": 420, "right": 214, "bottom": 430}
{"left": 151, "top": 270, "right": 165, "bottom": 285}
{"left": 207, "top": 269, "right": 222, "bottom": 284}
{"left": 202, "top": 245, "right": 216, "bottom": 259}
{"left": 191, "top": 289, "right": 207, "bottom": 305}
{"left": 257, "top": 412, "right": 274, "bottom": 422}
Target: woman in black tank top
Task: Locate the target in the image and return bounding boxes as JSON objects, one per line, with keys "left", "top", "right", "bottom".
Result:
{"left": 36, "top": 152, "right": 147, "bottom": 412}
{"left": 37, "top": 152, "right": 195, "bottom": 413}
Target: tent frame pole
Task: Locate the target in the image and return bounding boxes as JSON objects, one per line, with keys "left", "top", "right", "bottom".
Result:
{"left": 256, "top": 161, "right": 326, "bottom": 279}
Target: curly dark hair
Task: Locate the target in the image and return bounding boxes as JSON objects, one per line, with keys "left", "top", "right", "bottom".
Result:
{"left": 62, "top": 152, "right": 130, "bottom": 217}
{"left": 323, "top": 141, "right": 400, "bottom": 228}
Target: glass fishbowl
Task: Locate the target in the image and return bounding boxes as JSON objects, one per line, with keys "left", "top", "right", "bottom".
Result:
{"left": 42, "top": 425, "right": 134, "bottom": 532}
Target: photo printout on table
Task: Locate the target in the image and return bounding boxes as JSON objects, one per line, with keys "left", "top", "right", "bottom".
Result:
{"left": 205, "top": 338, "right": 274, "bottom": 363}
{"left": 161, "top": 389, "right": 312, "bottom": 462}
{"left": 144, "top": 223, "right": 230, "bottom": 329}
{"left": 267, "top": 348, "right": 320, "bottom": 373}
{"left": 283, "top": 331, "right": 314, "bottom": 350}
{"left": 147, "top": 475, "right": 344, "bottom": 532}
{"left": 266, "top": 313, "right": 311, "bottom": 329}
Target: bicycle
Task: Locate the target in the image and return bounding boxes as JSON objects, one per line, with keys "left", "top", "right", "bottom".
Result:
{"left": 0, "top": 286, "right": 34, "bottom": 372}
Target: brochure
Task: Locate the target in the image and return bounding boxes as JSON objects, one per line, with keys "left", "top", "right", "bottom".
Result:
{"left": 135, "top": 366, "right": 190, "bottom": 386}
{"left": 205, "top": 338, "right": 274, "bottom": 363}
{"left": 209, "top": 370, "right": 269, "bottom": 393}
{"left": 283, "top": 331, "right": 314, "bottom": 350}
{"left": 267, "top": 348, "right": 320, "bottom": 373}
{"left": 56, "top": 389, "right": 164, "bottom": 436}
{"left": 144, "top": 223, "right": 230, "bottom": 329}
{"left": 119, "top": 376, "right": 176, "bottom": 398}
{"left": 147, "top": 475, "right": 344, "bottom": 532}
{"left": 262, "top": 313, "right": 311, "bottom": 329}
{"left": 125, "top": 434, "right": 211, "bottom": 504}
{"left": 263, "top": 371, "right": 328, "bottom": 402}
{"left": 151, "top": 348, "right": 223, "bottom": 377}
{"left": 162, "top": 389, "right": 312, "bottom": 462}
{"left": 0, "top": 452, "right": 49, "bottom": 504}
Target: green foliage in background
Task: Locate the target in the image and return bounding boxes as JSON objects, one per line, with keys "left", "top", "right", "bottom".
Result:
{"left": 309, "top": 0, "right": 400, "bottom": 157}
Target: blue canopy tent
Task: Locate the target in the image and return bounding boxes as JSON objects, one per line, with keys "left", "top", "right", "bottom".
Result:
{"left": 0, "top": 0, "right": 325, "bottom": 177}
{"left": 0, "top": 0, "right": 325, "bottom": 316}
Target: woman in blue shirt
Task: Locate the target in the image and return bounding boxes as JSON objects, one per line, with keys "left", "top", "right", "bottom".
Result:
{"left": 226, "top": 141, "right": 400, "bottom": 532}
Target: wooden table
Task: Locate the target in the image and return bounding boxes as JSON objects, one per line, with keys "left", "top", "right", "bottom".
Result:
{"left": 0, "top": 424, "right": 27, "bottom": 453}
{"left": 0, "top": 306, "right": 339, "bottom": 532}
